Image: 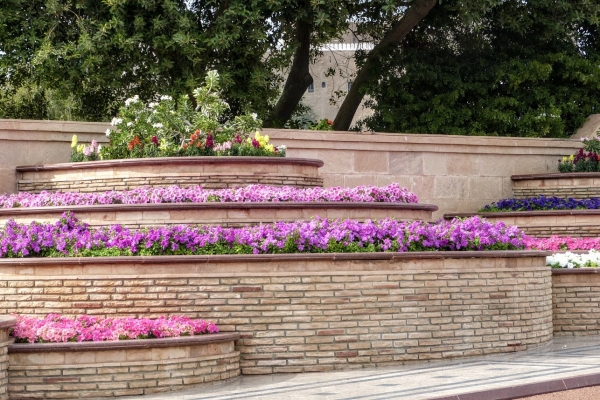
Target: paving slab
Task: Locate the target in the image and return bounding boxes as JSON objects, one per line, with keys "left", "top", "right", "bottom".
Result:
{"left": 108, "top": 336, "right": 600, "bottom": 400}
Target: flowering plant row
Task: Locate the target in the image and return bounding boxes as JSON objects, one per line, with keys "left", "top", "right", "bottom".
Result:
{"left": 557, "top": 135, "right": 600, "bottom": 173}
{"left": 524, "top": 235, "right": 600, "bottom": 251}
{"left": 11, "top": 314, "right": 219, "bottom": 343}
{"left": 480, "top": 196, "right": 600, "bottom": 212}
{"left": 0, "top": 213, "right": 525, "bottom": 258}
{"left": 0, "top": 183, "right": 418, "bottom": 209}
{"left": 70, "top": 71, "right": 285, "bottom": 162}
{"left": 546, "top": 250, "right": 600, "bottom": 269}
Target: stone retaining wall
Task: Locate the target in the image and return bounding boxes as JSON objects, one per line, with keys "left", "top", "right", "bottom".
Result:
{"left": 444, "top": 210, "right": 600, "bottom": 238}
{"left": 0, "top": 317, "right": 16, "bottom": 400}
{"left": 0, "top": 252, "right": 553, "bottom": 374}
{"left": 512, "top": 173, "right": 600, "bottom": 199}
{"left": 8, "top": 333, "right": 240, "bottom": 399}
{"left": 16, "top": 157, "right": 324, "bottom": 193}
{"left": 0, "top": 119, "right": 583, "bottom": 217}
{"left": 552, "top": 269, "right": 600, "bottom": 336}
{"left": 0, "top": 202, "right": 438, "bottom": 228}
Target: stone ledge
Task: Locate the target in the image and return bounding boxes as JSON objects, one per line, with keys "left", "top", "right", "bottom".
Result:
{"left": 8, "top": 332, "right": 240, "bottom": 353}
{"left": 512, "top": 172, "right": 600, "bottom": 180}
{"left": 0, "top": 317, "right": 16, "bottom": 331}
{"left": 15, "top": 156, "right": 324, "bottom": 172}
{"left": 0, "top": 251, "right": 552, "bottom": 267}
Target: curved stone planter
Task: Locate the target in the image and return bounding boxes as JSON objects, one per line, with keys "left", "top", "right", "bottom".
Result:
{"left": 8, "top": 333, "right": 240, "bottom": 399}
{"left": 0, "top": 317, "right": 16, "bottom": 400}
{"left": 512, "top": 172, "right": 600, "bottom": 199}
{"left": 0, "top": 202, "right": 438, "bottom": 228}
{"left": 0, "top": 252, "right": 553, "bottom": 374}
{"left": 445, "top": 210, "right": 600, "bottom": 238}
{"left": 552, "top": 269, "right": 600, "bottom": 336}
{"left": 16, "top": 157, "right": 324, "bottom": 193}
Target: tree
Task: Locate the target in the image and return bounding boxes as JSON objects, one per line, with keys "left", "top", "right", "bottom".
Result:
{"left": 360, "top": 0, "right": 600, "bottom": 137}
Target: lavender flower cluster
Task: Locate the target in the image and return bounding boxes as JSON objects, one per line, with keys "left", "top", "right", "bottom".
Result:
{"left": 12, "top": 314, "right": 219, "bottom": 343}
{"left": 0, "top": 183, "right": 418, "bottom": 209}
{"left": 480, "top": 196, "right": 600, "bottom": 212}
{"left": 0, "top": 213, "right": 525, "bottom": 258}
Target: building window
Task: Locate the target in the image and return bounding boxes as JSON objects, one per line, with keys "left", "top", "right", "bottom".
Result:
{"left": 348, "top": 80, "right": 353, "bottom": 90}
{"left": 321, "top": 82, "right": 326, "bottom": 88}
{"left": 307, "top": 82, "right": 314, "bottom": 93}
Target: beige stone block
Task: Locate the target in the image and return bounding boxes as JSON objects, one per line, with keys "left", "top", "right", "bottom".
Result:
{"left": 344, "top": 175, "right": 378, "bottom": 188}
{"left": 468, "top": 177, "right": 503, "bottom": 201}
{"left": 354, "top": 151, "right": 389, "bottom": 174}
{"left": 423, "top": 153, "right": 447, "bottom": 176}
{"left": 434, "top": 176, "right": 469, "bottom": 199}
{"left": 389, "top": 152, "right": 423, "bottom": 176}
{"left": 447, "top": 154, "right": 479, "bottom": 176}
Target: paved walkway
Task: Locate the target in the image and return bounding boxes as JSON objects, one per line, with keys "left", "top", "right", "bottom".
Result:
{"left": 115, "top": 336, "right": 600, "bottom": 400}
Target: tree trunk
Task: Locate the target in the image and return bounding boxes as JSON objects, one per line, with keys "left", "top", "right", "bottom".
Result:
{"left": 332, "top": 0, "right": 438, "bottom": 131}
{"left": 265, "top": 19, "right": 313, "bottom": 128}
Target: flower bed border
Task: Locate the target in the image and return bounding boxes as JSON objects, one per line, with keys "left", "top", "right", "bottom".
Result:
{"left": 0, "top": 202, "right": 439, "bottom": 227}
{"left": 511, "top": 172, "right": 600, "bottom": 199}
{"left": 7, "top": 332, "right": 240, "bottom": 398}
{"left": 16, "top": 156, "right": 325, "bottom": 193}
{"left": 445, "top": 210, "right": 600, "bottom": 238}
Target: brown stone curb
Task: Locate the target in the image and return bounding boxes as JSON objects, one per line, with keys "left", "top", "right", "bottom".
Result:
{"left": 511, "top": 172, "right": 600, "bottom": 180}
{"left": 8, "top": 332, "right": 240, "bottom": 353}
{"left": 0, "top": 201, "right": 438, "bottom": 216}
{"left": 15, "top": 156, "right": 324, "bottom": 171}
{"left": 0, "top": 316, "right": 16, "bottom": 330}
{"left": 445, "top": 210, "right": 600, "bottom": 219}
{"left": 427, "top": 372, "right": 600, "bottom": 400}
{"left": 0, "top": 250, "right": 552, "bottom": 266}
{"left": 552, "top": 268, "right": 600, "bottom": 275}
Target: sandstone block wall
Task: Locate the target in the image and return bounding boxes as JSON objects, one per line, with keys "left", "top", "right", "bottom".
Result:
{"left": 0, "top": 253, "right": 553, "bottom": 374}
{"left": 512, "top": 173, "right": 600, "bottom": 199}
{"left": 552, "top": 270, "right": 600, "bottom": 336}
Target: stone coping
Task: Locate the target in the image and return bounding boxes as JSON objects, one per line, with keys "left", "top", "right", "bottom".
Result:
{"left": 0, "top": 201, "right": 438, "bottom": 216}
{"left": 511, "top": 172, "right": 600, "bottom": 180}
{"left": 15, "top": 156, "right": 324, "bottom": 172}
{"left": 8, "top": 332, "right": 240, "bottom": 353}
{"left": 0, "top": 316, "right": 16, "bottom": 330}
{"left": 0, "top": 251, "right": 551, "bottom": 267}
{"left": 552, "top": 268, "right": 600, "bottom": 275}
{"left": 444, "top": 209, "right": 600, "bottom": 219}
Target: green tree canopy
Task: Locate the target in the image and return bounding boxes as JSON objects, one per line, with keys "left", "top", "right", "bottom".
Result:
{"left": 360, "top": 0, "right": 600, "bottom": 137}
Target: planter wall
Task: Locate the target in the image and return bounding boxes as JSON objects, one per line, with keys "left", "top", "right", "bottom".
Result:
{"left": 552, "top": 269, "right": 600, "bottom": 336}
{"left": 0, "top": 317, "right": 16, "bottom": 400}
{"left": 8, "top": 333, "right": 240, "bottom": 399}
{"left": 512, "top": 172, "right": 600, "bottom": 199}
{"left": 0, "top": 202, "right": 438, "bottom": 228}
{"left": 0, "top": 119, "right": 584, "bottom": 217}
{"left": 16, "top": 157, "right": 324, "bottom": 194}
{"left": 444, "top": 210, "right": 600, "bottom": 238}
{"left": 0, "top": 253, "right": 552, "bottom": 374}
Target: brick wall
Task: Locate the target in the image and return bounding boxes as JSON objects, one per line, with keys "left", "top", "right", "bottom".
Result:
{"left": 0, "top": 317, "right": 16, "bottom": 400}
{"left": 16, "top": 157, "right": 324, "bottom": 193}
{"left": 444, "top": 211, "right": 600, "bottom": 238}
{"left": 0, "top": 253, "right": 553, "bottom": 374}
{"left": 0, "top": 203, "right": 437, "bottom": 228}
{"left": 552, "top": 269, "right": 600, "bottom": 335}
{"left": 512, "top": 173, "right": 600, "bottom": 200}
{"left": 8, "top": 334, "right": 240, "bottom": 399}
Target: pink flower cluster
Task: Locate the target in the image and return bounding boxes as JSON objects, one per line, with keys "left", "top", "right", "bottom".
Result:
{"left": 11, "top": 314, "right": 219, "bottom": 343}
{"left": 0, "top": 183, "right": 418, "bottom": 209}
{"left": 525, "top": 236, "right": 600, "bottom": 251}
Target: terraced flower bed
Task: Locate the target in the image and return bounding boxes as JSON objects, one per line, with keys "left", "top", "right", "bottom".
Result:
{"left": 0, "top": 184, "right": 436, "bottom": 227}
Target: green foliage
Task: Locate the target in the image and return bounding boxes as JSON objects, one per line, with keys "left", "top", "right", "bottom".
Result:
{"left": 309, "top": 119, "right": 334, "bottom": 131}
{"left": 360, "top": 0, "right": 600, "bottom": 138}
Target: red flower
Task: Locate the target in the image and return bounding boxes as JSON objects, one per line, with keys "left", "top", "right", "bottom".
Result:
{"left": 206, "top": 134, "right": 214, "bottom": 149}
{"left": 234, "top": 134, "right": 242, "bottom": 144}
{"left": 127, "top": 136, "right": 141, "bottom": 150}
{"left": 151, "top": 136, "right": 159, "bottom": 146}
{"left": 251, "top": 138, "right": 260, "bottom": 148}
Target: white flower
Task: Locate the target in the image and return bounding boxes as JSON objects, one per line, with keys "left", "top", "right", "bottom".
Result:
{"left": 251, "top": 113, "right": 258, "bottom": 121}
{"left": 124, "top": 95, "right": 139, "bottom": 107}
{"left": 148, "top": 102, "right": 158, "bottom": 109}
{"left": 127, "top": 122, "right": 133, "bottom": 127}
{"left": 160, "top": 95, "right": 172, "bottom": 101}
{"left": 105, "top": 129, "right": 111, "bottom": 137}
{"left": 110, "top": 117, "right": 123, "bottom": 126}
{"left": 152, "top": 123, "right": 164, "bottom": 129}
{"left": 279, "top": 145, "right": 287, "bottom": 150}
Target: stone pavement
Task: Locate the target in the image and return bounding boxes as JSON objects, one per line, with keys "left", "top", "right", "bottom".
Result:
{"left": 112, "top": 336, "right": 600, "bottom": 400}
